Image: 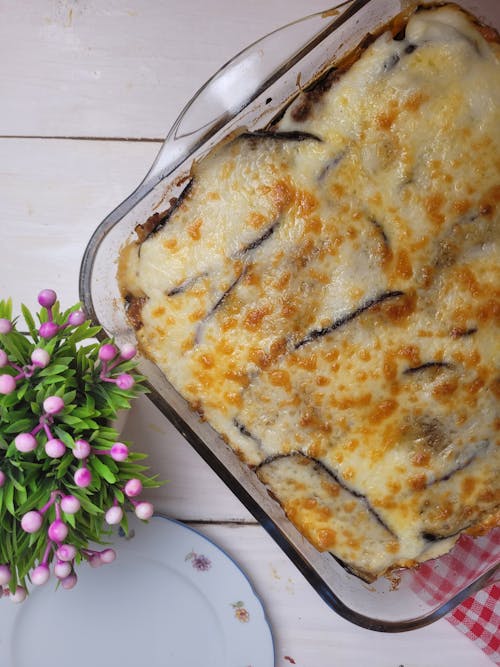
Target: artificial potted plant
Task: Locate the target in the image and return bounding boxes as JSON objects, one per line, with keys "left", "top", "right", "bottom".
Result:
{"left": 0, "top": 290, "right": 159, "bottom": 601}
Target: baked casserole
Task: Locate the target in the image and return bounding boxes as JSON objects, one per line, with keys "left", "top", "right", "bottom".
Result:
{"left": 118, "top": 3, "right": 500, "bottom": 581}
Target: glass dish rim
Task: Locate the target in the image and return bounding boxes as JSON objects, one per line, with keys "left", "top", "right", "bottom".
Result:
{"left": 79, "top": 0, "right": 500, "bottom": 632}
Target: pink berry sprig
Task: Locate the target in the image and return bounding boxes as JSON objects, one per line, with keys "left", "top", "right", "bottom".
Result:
{"left": 0, "top": 345, "right": 51, "bottom": 396}
{"left": 0, "top": 291, "right": 85, "bottom": 396}
{"left": 98, "top": 342, "right": 137, "bottom": 390}
{"left": 0, "top": 290, "right": 159, "bottom": 601}
{"left": 14, "top": 490, "right": 118, "bottom": 594}
{"left": 13, "top": 460, "right": 154, "bottom": 596}
{"left": 37, "top": 289, "right": 85, "bottom": 341}
{"left": 13, "top": 470, "right": 152, "bottom": 594}
{"left": 14, "top": 395, "right": 66, "bottom": 457}
{"left": 104, "top": 477, "right": 154, "bottom": 526}
{"left": 72, "top": 440, "right": 129, "bottom": 488}
{"left": 0, "top": 563, "right": 27, "bottom": 603}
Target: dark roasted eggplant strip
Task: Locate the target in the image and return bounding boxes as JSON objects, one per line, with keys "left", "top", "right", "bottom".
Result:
{"left": 288, "top": 67, "right": 344, "bottom": 123}
{"left": 422, "top": 526, "right": 472, "bottom": 542}
{"left": 430, "top": 440, "right": 490, "bottom": 486}
{"left": 368, "top": 217, "right": 390, "bottom": 246}
{"left": 233, "top": 418, "right": 264, "bottom": 451}
{"left": 328, "top": 553, "right": 381, "bottom": 582}
{"left": 257, "top": 452, "right": 396, "bottom": 536}
{"left": 422, "top": 531, "right": 440, "bottom": 542}
{"left": 167, "top": 272, "right": 208, "bottom": 297}
{"left": 170, "top": 219, "right": 281, "bottom": 295}
{"left": 207, "top": 270, "right": 245, "bottom": 317}
{"left": 136, "top": 180, "right": 193, "bottom": 246}
{"left": 295, "top": 290, "right": 404, "bottom": 349}
{"left": 240, "top": 130, "right": 322, "bottom": 143}
{"left": 195, "top": 269, "right": 246, "bottom": 344}
{"left": 256, "top": 452, "right": 400, "bottom": 581}
{"left": 318, "top": 151, "right": 346, "bottom": 181}
{"left": 450, "top": 327, "right": 477, "bottom": 338}
{"left": 236, "top": 219, "right": 281, "bottom": 256}
{"left": 403, "top": 361, "right": 453, "bottom": 375}
{"left": 421, "top": 510, "right": 481, "bottom": 541}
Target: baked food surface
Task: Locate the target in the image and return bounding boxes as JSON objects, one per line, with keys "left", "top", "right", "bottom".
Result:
{"left": 119, "top": 4, "right": 500, "bottom": 581}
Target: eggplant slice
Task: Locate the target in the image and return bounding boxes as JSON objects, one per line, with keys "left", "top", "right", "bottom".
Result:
{"left": 256, "top": 453, "right": 399, "bottom": 582}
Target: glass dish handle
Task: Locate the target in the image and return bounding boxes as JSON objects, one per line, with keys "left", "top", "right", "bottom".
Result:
{"left": 134, "top": 0, "right": 368, "bottom": 198}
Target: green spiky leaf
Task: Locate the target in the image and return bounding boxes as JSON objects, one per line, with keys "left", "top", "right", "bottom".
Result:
{"left": 0, "top": 293, "right": 161, "bottom": 597}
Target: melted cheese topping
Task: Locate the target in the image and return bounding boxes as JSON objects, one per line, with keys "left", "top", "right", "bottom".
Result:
{"left": 119, "top": 5, "right": 500, "bottom": 580}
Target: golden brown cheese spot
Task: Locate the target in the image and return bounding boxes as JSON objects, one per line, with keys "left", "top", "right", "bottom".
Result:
{"left": 402, "top": 91, "right": 429, "bottom": 113}
{"left": 388, "top": 481, "right": 402, "bottom": 494}
{"left": 408, "top": 474, "right": 427, "bottom": 491}
{"left": 187, "top": 218, "right": 203, "bottom": 241}
{"left": 246, "top": 211, "right": 267, "bottom": 229}
{"left": 410, "top": 449, "right": 431, "bottom": 468}
{"left": 369, "top": 399, "right": 398, "bottom": 425}
{"left": 189, "top": 309, "right": 205, "bottom": 323}
{"left": 297, "top": 190, "right": 319, "bottom": 217}
{"left": 342, "top": 467, "right": 355, "bottom": 481}
{"left": 454, "top": 266, "right": 483, "bottom": 297}
{"left": 317, "top": 528, "right": 337, "bottom": 550}
{"left": 380, "top": 291, "right": 417, "bottom": 323}
{"left": 481, "top": 183, "right": 500, "bottom": 211}
{"left": 200, "top": 354, "right": 215, "bottom": 368}
{"left": 432, "top": 377, "right": 459, "bottom": 402}
{"left": 305, "top": 216, "right": 323, "bottom": 235}
{"left": 385, "top": 541, "right": 400, "bottom": 554}
{"left": 225, "top": 392, "right": 243, "bottom": 407}
{"left": 163, "top": 238, "right": 178, "bottom": 250}
{"left": 220, "top": 160, "right": 235, "bottom": 180}
{"left": 269, "top": 370, "right": 292, "bottom": 393}
{"left": 461, "top": 476, "right": 477, "bottom": 501}
{"left": 424, "top": 193, "right": 446, "bottom": 226}
{"left": 151, "top": 306, "right": 165, "bottom": 318}
{"left": 452, "top": 199, "right": 472, "bottom": 216}
{"left": 224, "top": 369, "right": 250, "bottom": 388}
{"left": 270, "top": 179, "right": 295, "bottom": 212}
{"left": 376, "top": 99, "right": 399, "bottom": 130}
{"left": 478, "top": 298, "right": 500, "bottom": 324}
{"left": 243, "top": 305, "right": 272, "bottom": 331}
{"left": 394, "top": 250, "right": 413, "bottom": 280}
{"left": 452, "top": 349, "right": 482, "bottom": 369}
{"left": 220, "top": 316, "right": 238, "bottom": 332}
{"left": 397, "top": 345, "right": 421, "bottom": 365}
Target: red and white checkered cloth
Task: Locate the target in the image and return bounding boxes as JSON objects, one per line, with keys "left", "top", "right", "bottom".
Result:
{"left": 449, "top": 583, "right": 499, "bottom": 663}
{"left": 412, "top": 529, "right": 500, "bottom": 664}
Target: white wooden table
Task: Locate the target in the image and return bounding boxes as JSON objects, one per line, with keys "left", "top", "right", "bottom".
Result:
{"left": 0, "top": 1, "right": 493, "bottom": 665}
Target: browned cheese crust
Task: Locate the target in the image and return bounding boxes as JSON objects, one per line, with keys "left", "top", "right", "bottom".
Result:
{"left": 118, "top": 4, "right": 500, "bottom": 581}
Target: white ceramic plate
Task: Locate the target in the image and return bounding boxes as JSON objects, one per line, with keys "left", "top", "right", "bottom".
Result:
{"left": 0, "top": 514, "right": 275, "bottom": 667}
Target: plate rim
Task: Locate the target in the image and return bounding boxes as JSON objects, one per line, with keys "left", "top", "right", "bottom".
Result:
{"left": 0, "top": 512, "right": 276, "bottom": 667}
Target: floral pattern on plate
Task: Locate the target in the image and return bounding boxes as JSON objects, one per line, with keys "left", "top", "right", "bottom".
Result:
{"left": 185, "top": 549, "right": 212, "bottom": 571}
{"left": 231, "top": 600, "right": 250, "bottom": 623}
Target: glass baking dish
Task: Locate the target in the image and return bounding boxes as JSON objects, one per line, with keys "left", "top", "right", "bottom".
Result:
{"left": 79, "top": 0, "right": 500, "bottom": 631}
